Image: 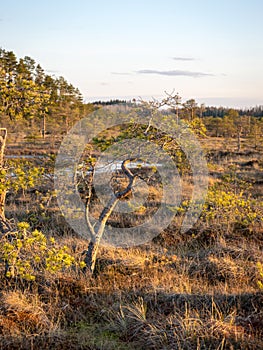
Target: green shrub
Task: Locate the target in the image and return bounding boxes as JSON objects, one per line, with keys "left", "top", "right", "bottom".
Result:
{"left": 0, "top": 222, "right": 85, "bottom": 281}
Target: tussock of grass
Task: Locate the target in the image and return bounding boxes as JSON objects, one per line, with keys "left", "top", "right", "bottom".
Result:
{"left": 0, "top": 290, "right": 59, "bottom": 335}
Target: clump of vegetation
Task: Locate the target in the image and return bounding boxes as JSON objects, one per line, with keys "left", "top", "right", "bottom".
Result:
{"left": 203, "top": 183, "right": 262, "bottom": 232}
{"left": 0, "top": 221, "right": 84, "bottom": 281}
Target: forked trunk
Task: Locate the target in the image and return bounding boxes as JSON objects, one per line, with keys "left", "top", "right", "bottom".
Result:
{"left": 83, "top": 197, "right": 119, "bottom": 274}
{"left": 83, "top": 159, "right": 137, "bottom": 275}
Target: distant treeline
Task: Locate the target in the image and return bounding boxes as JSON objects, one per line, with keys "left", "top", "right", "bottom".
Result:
{"left": 202, "top": 106, "right": 263, "bottom": 118}
{"left": 92, "top": 99, "right": 129, "bottom": 106}
{"left": 92, "top": 100, "right": 263, "bottom": 118}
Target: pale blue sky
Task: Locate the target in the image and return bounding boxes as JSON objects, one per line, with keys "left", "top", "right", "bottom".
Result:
{"left": 1, "top": 0, "right": 263, "bottom": 107}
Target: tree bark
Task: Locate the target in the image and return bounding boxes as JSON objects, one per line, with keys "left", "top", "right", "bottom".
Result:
{"left": 0, "top": 128, "right": 10, "bottom": 234}
{"left": 42, "top": 114, "right": 46, "bottom": 138}
{"left": 0, "top": 128, "right": 7, "bottom": 219}
{"left": 83, "top": 197, "right": 118, "bottom": 274}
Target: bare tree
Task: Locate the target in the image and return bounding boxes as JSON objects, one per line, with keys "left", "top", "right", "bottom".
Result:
{"left": 163, "top": 90, "right": 182, "bottom": 125}
{"left": 139, "top": 90, "right": 182, "bottom": 133}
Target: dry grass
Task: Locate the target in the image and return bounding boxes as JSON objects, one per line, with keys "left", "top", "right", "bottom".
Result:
{"left": 0, "top": 135, "right": 262, "bottom": 349}
{"left": 0, "top": 291, "right": 54, "bottom": 335}
{"left": 0, "top": 234, "right": 262, "bottom": 349}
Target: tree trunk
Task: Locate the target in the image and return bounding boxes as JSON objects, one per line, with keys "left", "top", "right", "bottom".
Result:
{"left": 83, "top": 159, "right": 137, "bottom": 275}
{"left": 0, "top": 128, "right": 7, "bottom": 219}
{"left": 42, "top": 114, "right": 46, "bottom": 138}
{"left": 0, "top": 128, "right": 10, "bottom": 234}
{"left": 83, "top": 197, "right": 119, "bottom": 274}
{"left": 237, "top": 130, "right": 241, "bottom": 152}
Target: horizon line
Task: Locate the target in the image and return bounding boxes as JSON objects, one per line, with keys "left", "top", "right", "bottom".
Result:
{"left": 84, "top": 95, "right": 263, "bottom": 109}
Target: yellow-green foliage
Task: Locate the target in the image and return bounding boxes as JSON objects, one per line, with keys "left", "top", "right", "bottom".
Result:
{"left": 174, "top": 182, "right": 261, "bottom": 232}
{"left": 186, "top": 117, "right": 207, "bottom": 137}
{"left": 200, "top": 171, "right": 262, "bottom": 230}
{"left": 0, "top": 222, "right": 83, "bottom": 281}
{"left": 0, "top": 160, "right": 44, "bottom": 195}
{"left": 11, "top": 163, "right": 44, "bottom": 192}
{"left": 257, "top": 262, "right": 263, "bottom": 290}
{"left": 203, "top": 187, "right": 260, "bottom": 227}
{"left": 0, "top": 168, "right": 7, "bottom": 195}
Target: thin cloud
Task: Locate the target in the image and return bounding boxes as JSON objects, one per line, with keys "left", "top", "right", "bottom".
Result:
{"left": 137, "top": 69, "right": 214, "bottom": 78}
{"left": 172, "top": 57, "right": 195, "bottom": 61}
{"left": 111, "top": 72, "right": 131, "bottom": 76}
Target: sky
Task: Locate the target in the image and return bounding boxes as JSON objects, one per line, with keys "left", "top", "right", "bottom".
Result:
{"left": 0, "top": 0, "right": 263, "bottom": 108}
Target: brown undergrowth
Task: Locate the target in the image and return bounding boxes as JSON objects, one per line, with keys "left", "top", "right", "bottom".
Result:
{"left": 0, "top": 136, "right": 262, "bottom": 349}
{"left": 0, "top": 232, "right": 262, "bottom": 349}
